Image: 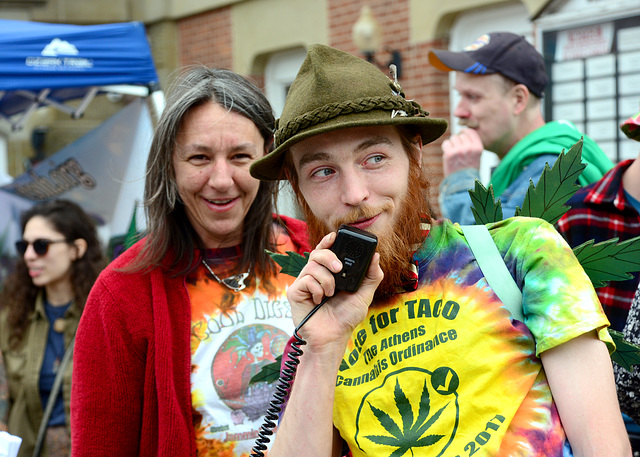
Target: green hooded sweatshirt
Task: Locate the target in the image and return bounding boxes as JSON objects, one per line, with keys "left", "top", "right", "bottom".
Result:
{"left": 489, "top": 120, "right": 614, "bottom": 197}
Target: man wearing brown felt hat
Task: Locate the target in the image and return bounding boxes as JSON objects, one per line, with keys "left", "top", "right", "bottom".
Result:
{"left": 251, "top": 44, "right": 630, "bottom": 457}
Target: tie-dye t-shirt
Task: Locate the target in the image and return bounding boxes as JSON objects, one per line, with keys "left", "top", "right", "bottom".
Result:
{"left": 333, "top": 217, "right": 612, "bottom": 457}
{"left": 188, "top": 227, "right": 298, "bottom": 456}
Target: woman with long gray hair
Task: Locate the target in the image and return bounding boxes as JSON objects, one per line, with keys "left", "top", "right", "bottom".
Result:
{"left": 70, "top": 66, "right": 310, "bottom": 456}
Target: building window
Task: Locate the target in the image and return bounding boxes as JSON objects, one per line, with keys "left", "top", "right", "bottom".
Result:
{"left": 543, "top": 16, "right": 640, "bottom": 162}
{"left": 264, "top": 47, "right": 307, "bottom": 219}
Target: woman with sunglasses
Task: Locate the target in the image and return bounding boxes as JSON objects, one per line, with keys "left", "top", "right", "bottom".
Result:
{"left": 0, "top": 199, "right": 105, "bottom": 457}
{"left": 70, "top": 67, "right": 310, "bottom": 457}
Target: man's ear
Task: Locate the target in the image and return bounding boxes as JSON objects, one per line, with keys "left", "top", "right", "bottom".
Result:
{"left": 264, "top": 137, "right": 274, "bottom": 157}
{"left": 283, "top": 152, "right": 299, "bottom": 187}
{"left": 72, "top": 238, "right": 88, "bottom": 260}
{"left": 512, "top": 84, "right": 530, "bottom": 115}
{"left": 413, "top": 134, "right": 424, "bottom": 168}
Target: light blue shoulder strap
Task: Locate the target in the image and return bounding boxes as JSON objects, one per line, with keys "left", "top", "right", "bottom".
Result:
{"left": 460, "top": 224, "right": 524, "bottom": 322}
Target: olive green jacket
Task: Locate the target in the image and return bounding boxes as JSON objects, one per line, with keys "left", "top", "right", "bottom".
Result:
{"left": 0, "top": 293, "right": 80, "bottom": 457}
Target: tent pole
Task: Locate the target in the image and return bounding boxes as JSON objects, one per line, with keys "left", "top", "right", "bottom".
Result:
{"left": 148, "top": 90, "right": 165, "bottom": 124}
{"left": 72, "top": 87, "right": 99, "bottom": 119}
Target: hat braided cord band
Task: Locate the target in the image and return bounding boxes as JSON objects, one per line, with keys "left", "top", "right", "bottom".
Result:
{"left": 275, "top": 96, "right": 428, "bottom": 146}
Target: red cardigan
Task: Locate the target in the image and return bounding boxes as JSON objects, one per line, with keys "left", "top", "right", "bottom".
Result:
{"left": 70, "top": 215, "right": 309, "bottom": 456}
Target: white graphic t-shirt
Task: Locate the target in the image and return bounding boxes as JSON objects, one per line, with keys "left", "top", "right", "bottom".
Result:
{"left": 189, "top": 231, "right": 298, "bottom": 456}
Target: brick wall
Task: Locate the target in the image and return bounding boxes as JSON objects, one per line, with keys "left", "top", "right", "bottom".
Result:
{"left": 178, "top": 7, "right": 233, "bottom": 70}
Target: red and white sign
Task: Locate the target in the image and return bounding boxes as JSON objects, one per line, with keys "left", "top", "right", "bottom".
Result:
{"left": 555, "top": 22, "right": 614, "bottom": 61}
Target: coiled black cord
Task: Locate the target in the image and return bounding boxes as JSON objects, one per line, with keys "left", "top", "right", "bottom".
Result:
{"left": 250, "top": 296, "right": 331, "bottom": 457}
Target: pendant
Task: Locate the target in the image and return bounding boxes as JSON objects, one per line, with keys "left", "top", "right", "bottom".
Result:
{"left": 222, "top": 272, "right": 249, "bottom": 292}
{"left": 201, "top": 259, "right": 251, "bottom": 293}
{"left": 53, "top": 318, "right": 66, "bottom": 333}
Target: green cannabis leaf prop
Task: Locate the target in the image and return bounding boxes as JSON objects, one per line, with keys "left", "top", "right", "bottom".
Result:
{"left": 364, "top": 379, "right": 446, "bottom": 455}
{"left": 249, "top": 355, "right": 282, "bottom": 385}
{"left": 468, "top": 180, "right": 503, "bottom": 225}
{"left": 266, "top": 250, "right": 309, "bottom": 278}
{"left": 467, "top": 138, "right": 640, "bottom": 370}
{"left": 468, "top": 139, "right": 585, "bottom": 225}
{"left": 573, "top": 237, "right": 640, "bottom": 288}
{"left": 124, "top": 203, "right": 142, "bottom": 250}
{"left": 610, "top": 330, "right": 640, "bottom": 371}
{"left": 514, "top": 139, "right": 585, "bottom": 224}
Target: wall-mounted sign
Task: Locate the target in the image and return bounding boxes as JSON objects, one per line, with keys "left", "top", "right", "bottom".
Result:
{"left": 544, "top": 16, "right": 640, "bottom": 162}
{"left": 555, "top": 22, "right": 614, "bottom": 61}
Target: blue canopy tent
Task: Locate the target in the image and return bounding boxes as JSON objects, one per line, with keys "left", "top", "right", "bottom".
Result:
{"left": 0, "top": 19, "right": 163, "bottom": 130}
{"left": 0, "top": 20, "right": 164, "bottom": 268}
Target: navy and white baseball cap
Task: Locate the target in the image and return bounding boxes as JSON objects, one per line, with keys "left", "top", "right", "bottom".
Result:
{"left": 428, "top": 32, "right": 548, "bottom": 98}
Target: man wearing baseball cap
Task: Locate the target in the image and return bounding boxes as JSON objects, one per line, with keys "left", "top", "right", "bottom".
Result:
{"left": 429, "top": 32, "right": 613, "bottom": 225}
{"left": 557, "top": 111, "right": 640, "bottom": 452}
{"left": 250, "top": 44, "right": 629, "bottom": 456}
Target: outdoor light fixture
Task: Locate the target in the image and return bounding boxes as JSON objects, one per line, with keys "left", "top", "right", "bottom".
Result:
{"left": 352, "top": 5, "right": 402, "bottom": 79}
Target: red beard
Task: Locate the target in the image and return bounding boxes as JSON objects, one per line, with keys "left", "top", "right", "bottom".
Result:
{"left": 298, "top": 162, "right": 431, "bottom": 299}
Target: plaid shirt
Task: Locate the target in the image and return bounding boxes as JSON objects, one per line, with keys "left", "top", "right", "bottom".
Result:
{"left": 556, "top": 160, "right": 640, "bottom": 331}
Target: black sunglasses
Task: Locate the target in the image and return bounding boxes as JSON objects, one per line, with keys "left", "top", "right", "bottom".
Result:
{"left": 15, "top": 239, "right": 70, "bottom": 256}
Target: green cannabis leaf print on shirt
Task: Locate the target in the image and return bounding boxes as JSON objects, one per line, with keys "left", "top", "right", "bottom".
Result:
{"left": 364, "top": 378, "right": 447, "bottom": 456}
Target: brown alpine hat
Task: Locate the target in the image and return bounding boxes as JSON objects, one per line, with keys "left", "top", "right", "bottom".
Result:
{"left": 250, "top": 44, "right": 448, "bottom": 181}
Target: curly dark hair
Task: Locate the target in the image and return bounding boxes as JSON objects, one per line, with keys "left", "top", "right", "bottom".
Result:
{"left": 0, "top": 199, "right": 106, "bottom": 348}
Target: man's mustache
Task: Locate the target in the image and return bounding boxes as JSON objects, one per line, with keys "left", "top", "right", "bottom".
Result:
{"left": 330, "top": 203, "right": 393, "bottom": 232}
